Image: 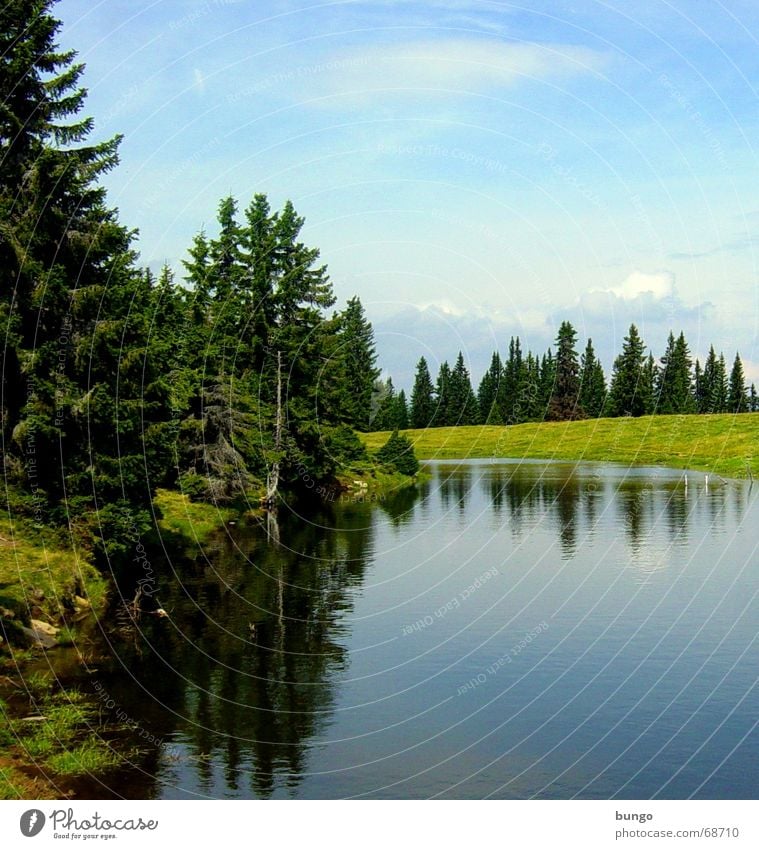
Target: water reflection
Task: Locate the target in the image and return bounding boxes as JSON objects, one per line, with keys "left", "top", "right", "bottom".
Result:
{"left": 377, "top": 484, "right": 424, "bottom": 527}
{"left": 553, "top": 473, "right": 581, "bottom": 558}
{"left": 615, "top": 482, "right": 654, "bottom": 553}
{"left": 104, "top": 500, "right": 385, "bottom": 797}
{"left": 464, "top": 462, "right": 745, "bottom": 555}
{"left": 439, "top": 464, "right": 473, "bottom": 514}
{"left": 95, "top": 461, "right": 754, "bottom": 799}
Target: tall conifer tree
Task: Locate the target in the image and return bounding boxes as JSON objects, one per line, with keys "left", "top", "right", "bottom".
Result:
{"left": 372, "top": 378, "right": 396, "bottom": 431}
{"left": 337, "top": 296, "right": 380, "bottom": 431}
{"left": 410, "top": 357, "right": 435, "bottom": 429}
{"left": 477, "top": 352, "right": 502, "bottom": 424}
{"left": 433, "top": 361, "right": 452, "bottom": 427}
{"left": 605, "top": 324, "right": 647, "bottom": 417}
{"left": 395, "top": 389, "right": 409, "bottom": 430}
{"left": 448, "top": 352, "right": 478, "bottom": 425}
{"left": 499, "top": 337, "right": 523, "bottom": 422}
{"left": 548, "top": 322, "right": 582, "bottom": 420}
{"left": 538, "top": 349, "right": 556, "bottom": 419}
{"left": 656, "top": 331, "right": 694, "bottom": 414}
{"left": 727, "top": 353, "right": 748, "bottom": 413}
{"left": 579, "top": 338, "right": 606, "bottom": 418}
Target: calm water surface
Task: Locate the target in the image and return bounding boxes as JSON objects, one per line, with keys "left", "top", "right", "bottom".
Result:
{"left": 97, "top": 460, "right": 758, "bottom": 799}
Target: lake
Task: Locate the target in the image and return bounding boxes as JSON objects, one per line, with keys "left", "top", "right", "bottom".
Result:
{"left": 90, "top": 460, "right": 759, "bottom": 799}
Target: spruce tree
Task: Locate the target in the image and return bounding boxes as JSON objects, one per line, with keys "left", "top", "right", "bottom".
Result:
{"left": 257, "top": 198, "right": 356, "bottom": 485}
{"left": 522, "top": 351, "right": 542, "bottom": 421}
{"left": 727, "top": 353, "right": 748, "bottom": 413}
{"left": 372, "top": 379, "right": 408, "bottom": 431}
{"left": 538, "top": 349, "right": 556, "bottom": 420}
{"left": 639, "top": 352, "right": 657, "bottom": 416}
{"left": 750, "top": 383, "right": 758, "bottom": 413}
{"left": 375, "top": 430, "right": 419, "bottom": 477}
{"left": 499, "top": 337, "right": 523, "bottom": 422}
{"left": 477, "top": 352, "right": 502, "bottom": 424}
{"left": 694, "top": 359, "right": 704, "bottom": 413}
{"left": 0, "top": 0, "right": 166, "bottom": 545}
{"left": 433, "top": 361, "right": 452, "bottom": 427}
{"left": 655, "top": 332, "right": 676, "bottom": 413}
{"left": 548, "top": 322, "right": 582, "bottom": 420}
{"left": 605, "top": 324, "right": 647, "bottom": 417}
{"left": 701, "top": 346, "right": 728, "bottom": 413}
{"left": 337, "top": 296, "right": 380, "bottom": 431}
{"left": 371, "top": 378, "right": 396, "bottom": 431}
{"left": 410, "top": 357, "right": 435, "bottom": 428}
{"left": 180, "top": 199, "right": 261, "bottom": 501}
{"left": 448, "top": 352, "right": 478, "bottom": 425}
{"left": 656, "top": 331, "right": 694, "bottom": 414}
{"left": 179, "top": 194, "right": 365, "bottom": 498}
{"left": 712, "top": 354, "right": 729, "bottom": 413}
{"left": 579, "top": 338, "right": 606, "bottom": 418}
{"left": 672, "top": 332, "right": 694, "bottom": 411}
{"left": 395, "top": 389, "right": 409, "bottom": 429}
{"left": 701, "top": 347, "right": 716, "bottom": 412}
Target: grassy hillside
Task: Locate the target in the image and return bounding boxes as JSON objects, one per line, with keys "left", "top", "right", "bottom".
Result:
{"left": 361, "top": 414, "right": 759, "bottom": 479}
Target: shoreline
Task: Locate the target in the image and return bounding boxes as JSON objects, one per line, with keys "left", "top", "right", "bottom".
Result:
{"left": 418, "top": 456, "right": 746, "bottom": 484}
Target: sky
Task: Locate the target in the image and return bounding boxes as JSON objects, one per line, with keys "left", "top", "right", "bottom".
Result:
{"left": 55, "top": 0, "right": 759, "bottom": 390}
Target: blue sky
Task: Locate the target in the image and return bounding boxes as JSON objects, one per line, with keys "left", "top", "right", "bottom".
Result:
{"left": 57, "top": 0, "right": 759, "bottom": 389}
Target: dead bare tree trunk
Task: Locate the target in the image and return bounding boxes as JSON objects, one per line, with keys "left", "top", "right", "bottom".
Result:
{"left": 266, "top": 508, "right": 280, "bottom": 546}
{"left": 264, "top": 350, "right": 283, "bottom": 509}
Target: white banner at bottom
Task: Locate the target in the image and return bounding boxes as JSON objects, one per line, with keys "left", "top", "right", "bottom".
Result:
{"left": 2, "top": 799, "right": 757, "bottom": 848}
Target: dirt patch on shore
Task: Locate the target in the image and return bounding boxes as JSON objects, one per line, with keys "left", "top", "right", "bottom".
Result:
{"left": 0, "top": 752, "right": 72, "bottom": 800}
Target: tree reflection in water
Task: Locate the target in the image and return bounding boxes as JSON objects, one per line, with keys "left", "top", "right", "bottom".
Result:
{"left": 96, "top": 463, "right": 748, "bottom": 798}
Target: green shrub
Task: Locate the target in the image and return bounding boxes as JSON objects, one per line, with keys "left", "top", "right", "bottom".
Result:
{"left": 374, "top": 430, "right": 420, "bottom": 477}
{"left": 326, "top": 425, "right": 369, "bottom": 464}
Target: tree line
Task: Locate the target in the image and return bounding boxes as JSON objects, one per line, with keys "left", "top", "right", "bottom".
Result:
{"left": 372, "top": 322, "right": 757, "bottom": 430}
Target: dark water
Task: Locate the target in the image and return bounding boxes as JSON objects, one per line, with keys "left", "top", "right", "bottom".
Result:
{"left": 93, "top": 461, "right": 758, "bottom": 799}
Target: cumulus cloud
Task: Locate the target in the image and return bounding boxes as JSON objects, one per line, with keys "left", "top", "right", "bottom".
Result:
{"left": 607, "top": 270, "right": 675, "bottom": 301}
{"left": 414, "top": 299, "right": 466, "bottom": 316}
{"left": 368, "top": 269, "right": 727, "bottom": 391}
{"left": 561, "top": 271, "right": 718, "bottom": 371}
{"left": 371, "top": 302, "right": 556, "bottom": 389}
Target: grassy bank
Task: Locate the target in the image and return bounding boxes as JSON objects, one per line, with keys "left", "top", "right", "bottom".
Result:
{"left": 360, "top": 413, "right": 759, "bottom": 479}
{"left": 0, "top": 512, "right": 108, "bottom": 641}
{"left": 0, "top": 501, "right": 118, "bottom": 798}
{"left": 0, "top": 486, "right": 239, "bottom": 801}
{"left": 0, "top": 684, "right": 130, "bottom": 800}
{"left": 152, "top": 488, "right": 238, "bottom": 548}
{"left": 335, "top": 466, "right": 430, "bottom": 501}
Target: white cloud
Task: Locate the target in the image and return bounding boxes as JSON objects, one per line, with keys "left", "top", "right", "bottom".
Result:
{"left": 371, "top": 284, "right": 731, "bottom": 390}
{"left": 741, "top": 357, "right": 759, "bottom": 383}
{"left": 414, "top": 299, "right": 466, "bottom": 316}
{"left": 372, "top": 302, "right": 556, "bottom": 389}
{"left": 607, "top": 270, "right": 675, "bottom": 301}
{"left": 304, "top": 39, "right": 607, "bottom": 103}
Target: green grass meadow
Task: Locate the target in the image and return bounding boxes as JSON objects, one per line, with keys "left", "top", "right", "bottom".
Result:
{"left": 361, "top": 414, "right": 759, "bottom": 479}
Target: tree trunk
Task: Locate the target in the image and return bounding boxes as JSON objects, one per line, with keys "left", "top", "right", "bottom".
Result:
{"left": 264, "top": 350, "right": 283, "bottom": 508}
